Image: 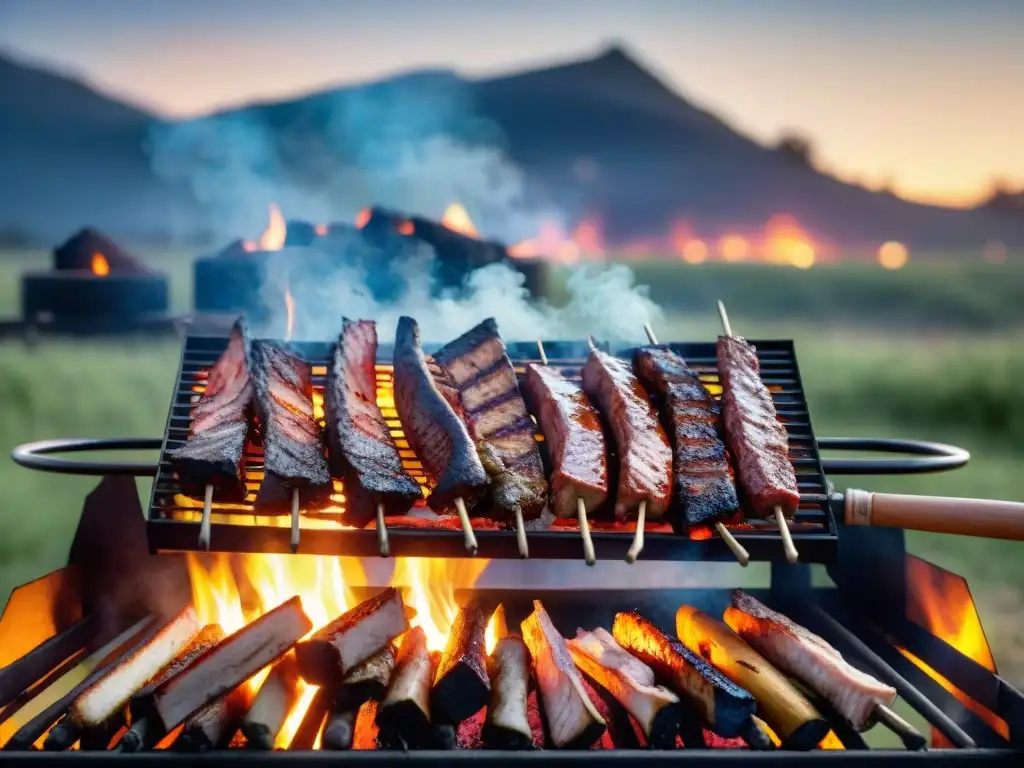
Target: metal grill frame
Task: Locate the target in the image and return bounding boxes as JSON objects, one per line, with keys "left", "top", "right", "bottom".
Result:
{"left": 146, "top": 333, "right": 836, "bottom": 562}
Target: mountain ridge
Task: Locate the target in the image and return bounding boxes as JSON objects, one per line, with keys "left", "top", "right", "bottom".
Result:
{"left": 1, "top": 44, "right": 1021, "bottom": 249}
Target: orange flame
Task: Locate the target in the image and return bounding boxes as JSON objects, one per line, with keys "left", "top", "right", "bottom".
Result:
{"left": 397, "top": 219, "right": 415, "bottom": 236}
{"left": 765, "top": 214, "right": 816, "bottom": 269}
{"left": 258, "top": 203, "right": 287, "bottom": 251}
{"left": 355, "top": 209, "right": 371, "bottom": 229}
{"left": 185, "top": 553, "right": 491, "bottom": 745}
{"left": 896, "top": 555, "right": 1008, "bottom": 744}
{"left": 441, "top": 203, "right": 480, "bottom": 239}
{"left": 314, "top": 224, "right": 329, "bottom": 237}
{"left": 90, "top": 252, "right": 110, "bottom": 277}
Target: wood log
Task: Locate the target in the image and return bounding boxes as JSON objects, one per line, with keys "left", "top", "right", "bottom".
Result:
{"left": 295, "top": 588, "right": 408, "bottom": 686}
{"left": 241, "top": 655, "right": 302, "bottom": 750}
{"left": 675, "top": 606, "right": 829, "bottom": 749}
{"left": 375, "top": 626, "right": 432, "bottom": 747}
{"left": 145, "top": 597, "right": 311, "bottom": 737}
{"left": 118, "top": 623, "right": 226, "bottom": 751}
{"left": 42, "top": 608, "right": 201, "bottom": 751}
{"left": 432, "top": 603, "right": 490, "bottom": 724}
{"left": 482, "top": 636, "right": 532, "bottom": 749}
{"left": 173, "top": 684, "right": 251, "bottom": 752}
{"left": 335, "top": 645, "right": 395, "bottom": 711}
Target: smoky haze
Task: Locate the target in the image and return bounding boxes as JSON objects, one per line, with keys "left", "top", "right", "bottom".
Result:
{"left": 147, "top": 72, "right": 663, "bottom": 344}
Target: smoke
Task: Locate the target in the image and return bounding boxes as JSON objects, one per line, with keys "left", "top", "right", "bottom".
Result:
{"left": 146, "top": 71, "right": 661, "bottom": 342}
{"left": 256, "top": 236, "right": 662, "bottom": 345}
{"left": 146, "top": 73, "right": 553, "bottom": 244}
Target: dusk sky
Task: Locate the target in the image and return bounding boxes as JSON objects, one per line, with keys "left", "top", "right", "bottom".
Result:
{"left": 1, "top": 0, "right": 1021, "bottom": 207}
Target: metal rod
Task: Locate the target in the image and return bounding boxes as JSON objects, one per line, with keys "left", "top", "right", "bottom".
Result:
{"left": 805, "top": 603, "right": 976, "bottom": 749}
{"left": 874, "top": 704, "right": 928, "bottom": 752}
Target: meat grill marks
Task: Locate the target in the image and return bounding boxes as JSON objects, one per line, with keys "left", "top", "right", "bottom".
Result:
{"left": 324, "top": 319, "right": 422, "bottom": 527}
{"left": 170, "top": 318, "right": 253, "bottom": 502}
{"left": 633, "top": 346, "right": 739, "bottom": 530}
{"left": 433, "top": 319, "right": 547, "bottom": 522}
{"left": 251, "top": 340, "right": 332, "bottom": 514}
{"left": 581, "top": 349, "right": 672, "bottom": 521}
{"left": 392, "top": 316, "right": 488, "bottom": 515}
{"left": 716, "top": 335, "right": 800, "bottom": 519}
{"left": 522, "top": 364, "right": 608, "bottom": 519}
{"left": 725, "top": 590, "right": 898, "bottom": 730}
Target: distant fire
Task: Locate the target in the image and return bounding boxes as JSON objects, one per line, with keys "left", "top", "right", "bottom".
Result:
{"left": 90, "top": 252, "right": 110, "bottom": 277}
{"left": 440, "top": 203, "right": 480, "bottom": 239}
{"left": 259, "top": 203, "right": 287, "bottom": 252}
{"left": 878, "top": 241, "right": 909, "bottom": 270}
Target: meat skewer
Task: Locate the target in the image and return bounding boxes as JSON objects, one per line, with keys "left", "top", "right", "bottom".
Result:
{"left": 325, "top": 319, "right": 423, "bottom": 557}
{"left": 433, "top": 318, "right": 548, "bottom": 559}
{"left": 715, "top": 301, "right": 800, "bottom": 563}
{"left": 724, "top": 590, "right": 924, "bottom": 748}
{"left": 527, "top": 340, "right": 600, "bottom": 565}
{"left": 582, "top": 336, "right": 673, "bottom": 563}
{"left": 393, "top": 316, "right": 488, "bottom": 554}
{"left": 639, "top": 324, "right": 750, "bottom": 566}
{"left": 169, "top": 318, "right": 254, "bottom": 550}
{"left": 251, "top": 340, "right": 332, "bottom": 553}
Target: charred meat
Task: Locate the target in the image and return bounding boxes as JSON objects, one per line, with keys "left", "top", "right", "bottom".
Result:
{"left": 716, "top": 336, "right": 800, "bottom": 519}
{"left": 325, "top": 319, "right": 422, "bottom": 526}
{"left": 433, "top": 319, "right": 547, "bottom": 522}
{"left": 522, "top": 364, "right": 608, "bottom": 518}
{"left": 521, "top": 600, "right": 605, "bottom": 748}
{"left": 392, "top": 316, "right": 487, "bottom": 515}
{"left": 251, "top": 340, "right": 332, "bottom": 513}
{"left": 725, "top": 590, "right": 897, "bottom": 729}
{"left": 611, "top": 611, "right": 755, "bottom": 739}
{"left": 170, "top": 318, "right": 253, "bottom": 501}
{"left": 634, "top": 346, "right": 739, "bottom": 530}
{"left": 567, "top": 627, "right": 682, "bottom": 748}
{"left": 582, "top": 349, "right": 672, "bottom": 521}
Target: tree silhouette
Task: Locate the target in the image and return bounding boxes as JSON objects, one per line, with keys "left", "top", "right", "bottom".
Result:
{"left": 774, "top": 131, "right": 815, "bottom": 168}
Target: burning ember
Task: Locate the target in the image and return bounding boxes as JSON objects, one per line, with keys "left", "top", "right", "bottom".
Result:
{"left": 184, "top": 554, "right": 494, "bottom": 748}
{"left": 90, "top": 252, "right": 110, "bottom": 277}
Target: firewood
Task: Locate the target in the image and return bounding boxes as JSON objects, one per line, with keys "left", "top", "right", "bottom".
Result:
{"left": 173, "top": 684, "right": 251, "bottom": 752}
{"left": 241, "top": 655, "right": 302, "bottom": 750}
{"left": 432, "top": 603, "right": 490, "bottom": 724}
{"left": 375, "top": 626, "right": 432, "bottom": 747}
{"left": 295, "top": 588, "right": 408, "bottom": 686}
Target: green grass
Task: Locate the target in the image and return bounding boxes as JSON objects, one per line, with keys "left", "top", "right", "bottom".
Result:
{"left": 1, "top": 248, "right": 1023, "bottom": 698}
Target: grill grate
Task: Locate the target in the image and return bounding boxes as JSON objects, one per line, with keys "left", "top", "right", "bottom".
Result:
{"left": 147, "top": 335, "right": 836, "bottom": 561}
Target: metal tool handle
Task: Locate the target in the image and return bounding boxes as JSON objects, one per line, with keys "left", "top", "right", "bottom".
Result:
{"left": 10, "top": 438, "right": 162, "bottom": 476}
{"left": 846, "top": 488, "right": 1024, "bottom": 541}
{"left": 817, "top": 437, "right": 969, "bottom": 475}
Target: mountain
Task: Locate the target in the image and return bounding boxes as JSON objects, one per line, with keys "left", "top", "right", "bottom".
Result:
{"left": 1, "top": 44, "right": 1022, "bottom": 250}
{"left": 0, "top": 52, "right": 200, "bottom": 243}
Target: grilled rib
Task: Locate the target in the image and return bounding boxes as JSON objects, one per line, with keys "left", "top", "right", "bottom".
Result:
{"left": 392, "top": 316, "right": 488, "bottom": 515}
{"left": 250, "top": 340, "right": 331, "bottom": 513}
{"left": 521, "top": 600, "right": 605, "bottom": 748}
{"left": 611, "top": 611, "right": 755, "bottom": 739}
{"left": 433, "top": 319, "right": 547, "bottom": 522}
{"left": 567, "top": 627, "right": 682, "bottom": 748}
{"left": 325, "top": 319, "right": 422, "bottom": 527}
{"left": 716, "top": 336, "right": 800, "bottom": 518}
{"left": 522, "top": 364, "right": 608, "bottom": 518}
{"left": 581, "top": 349, "right": 672, "bottom": 521}
{"left": 725, "top": 590, "right": 897, "bottom": 730}
{"left": 634, "top": 346, "right": 739, "bottom": 530}
{"left": 170, "top": 318, "right": 253, "bottom": 501}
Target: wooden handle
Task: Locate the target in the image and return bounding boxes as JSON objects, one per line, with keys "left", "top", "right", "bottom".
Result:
{"left": 845, "top": 489, "right": 1024, "bottom": 540}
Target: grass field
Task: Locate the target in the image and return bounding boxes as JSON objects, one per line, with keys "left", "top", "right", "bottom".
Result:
{"left": 1, "top": 247, "right": 1023, "bottom": 704}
